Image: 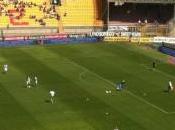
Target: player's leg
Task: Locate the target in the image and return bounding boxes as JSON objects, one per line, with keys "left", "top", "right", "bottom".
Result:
{"left": 35, "top": 80, "right": 38, "bottom": 86}
{"left": 27, "top": 81, "right": 31, "bottom": 88}
{"left": 51, "top": 97, "right": 54, "bottom": 104}
{"left": 26, "top": 81, "right": 28, "bottom": 88}
{"left": 171, "top": 86, "right": 174, "bottom": 91}
{"left": 168, "top": 85, "right": 171, "bottom": 92}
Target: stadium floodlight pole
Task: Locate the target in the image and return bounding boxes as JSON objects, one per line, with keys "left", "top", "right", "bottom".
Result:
{"left": 107, "top": 0, "right": 109, "bottom": 31}
{"left": 174, "top": 4, "right": 175, "bottom": 22}
{"left": 102, "top": 0, "right": 110, "bottom": 31}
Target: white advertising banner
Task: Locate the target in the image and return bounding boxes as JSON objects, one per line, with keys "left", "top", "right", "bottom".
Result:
{"left": 153, "top": 37, "right": 175, "bottom": 44}
{"left": 108, "top": 26, "right": 128, "bottom": 32}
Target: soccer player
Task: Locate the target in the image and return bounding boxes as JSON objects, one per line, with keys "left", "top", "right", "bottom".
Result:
{"left": 49, "top": 90, "right": 55, "bottom": 104}
{"left": 168, "top": 81, "right": 174, "bottom": 92}
{"left": 26, "top": 76, "right": 31, "bottom": 88}
{"left": 3, "top": 64, "right": 8, "bottom": 73}
{"left": 116, "top": 80, "right": 126, "bottom": 91}
{"left": 34, "top": 76, "right": 38, "bottom": 86}
{"left": 152, "top": 61, "right": 156, "bottom": 69}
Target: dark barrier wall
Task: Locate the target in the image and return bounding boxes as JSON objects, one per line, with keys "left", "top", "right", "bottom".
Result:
{"left": 0, "top": 37, "right": 99, "bottom": 47}
{"left": 102, "top": 0, "right": 108, "bottom": 31}
{"left": 159, "top": 46, "right": 175, "bottom": 57}
{"left": 44, "top": 37, "right": 98, "bottom": 44}
{"left": 162, "top": 43, "right": 175, "bottom": 50}
{"left": 0, "top": 40, "right": 34, "bottom": 47}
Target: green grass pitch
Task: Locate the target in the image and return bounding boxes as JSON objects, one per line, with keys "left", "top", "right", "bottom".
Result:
{"left": 0, "top": 43, "right": 175, "bottom": 130}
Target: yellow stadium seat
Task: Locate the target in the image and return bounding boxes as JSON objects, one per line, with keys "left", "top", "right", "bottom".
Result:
{"left": 0, "top": 0, "right": 103, "bottom": 30}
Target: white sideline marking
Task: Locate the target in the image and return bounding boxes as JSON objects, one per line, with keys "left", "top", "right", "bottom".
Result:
{"left": 66, "top": 60, "right": 175, "bottom": 114}
{"left": 140, "top": 64, "right": 175, "bottom": 79}
{"left": 167, "top": 111, "right": 175, "bottom": 114}
{"left": 86, "top": 70, "right": 169, "bottom": 114}
{"left": 125, "top": 91, "right": 168, "bottom": 114}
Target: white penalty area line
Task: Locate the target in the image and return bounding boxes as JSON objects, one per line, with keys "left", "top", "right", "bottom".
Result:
{"left": 125, "top": 90, "right": 169, "bottom": 114}
{"left": 91, "top": 71, "right": 175, "bottom": 114}
{"left": 67, "top": 60, "right": 175, "bottom": 114}
{"left": 167, "top": 111, "right": 175, "bottom": 114}
{"left": 88, "top": 71, "right": 169, "bottom": 114}
{"left": 140, "top": 64, "right": 175, "bottom": 79}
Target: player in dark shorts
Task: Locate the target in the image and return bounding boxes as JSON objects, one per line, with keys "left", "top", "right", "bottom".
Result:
{"left": 152, "top": 61, "right": 156, "bottom": 69}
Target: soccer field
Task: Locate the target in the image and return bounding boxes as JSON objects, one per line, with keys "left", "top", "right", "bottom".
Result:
{"left": 1, "top": 43, "right": 175, "bottom": 130}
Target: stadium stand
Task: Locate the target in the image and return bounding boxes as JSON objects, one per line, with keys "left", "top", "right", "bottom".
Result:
{"left": 0, "top": 0, "right": 103, "bottom": 34}
{"left": 59, "top": 0, "right": 102, "bottom": 26}
{"left": 109, "top": 3, "right": 173, "bottom": 24}
{"left": 0, "top": 0, "right": 60, "bottom": 27}
{"left": 108, "top": 2, "right": 174, "bottom": 36}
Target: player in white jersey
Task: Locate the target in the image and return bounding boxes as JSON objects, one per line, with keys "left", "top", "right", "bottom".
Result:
{"left": 3, "top": 64, "right": 8, "bottom": 73}
{"left": 168, "top": 81, "right": 174, "bottom": 92}
{"left": 34, "top": 76, "right": 38, "bottom": 86}
{"left": 49, "top": 90, "right": 55, "bottom": 104}
{"left": 26, "top": 76, "right": 31, "bottom": 88}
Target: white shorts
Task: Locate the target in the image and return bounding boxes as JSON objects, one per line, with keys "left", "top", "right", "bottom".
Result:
{"left": 4, "top": 68, "right": 8, "bottom": 72}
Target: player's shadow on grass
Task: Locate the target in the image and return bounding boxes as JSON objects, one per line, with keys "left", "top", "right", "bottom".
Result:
{"left": 2, "top": 72, "right": 6, "bottom": 74}
{"left": 163, "top": 89, "right": 170, "bottom": 93}
{"left": 163, "top": 90, "right": 169, "bottom": 93}
{"left": 45, "top": 99, "right": 50, "bottom": 103}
